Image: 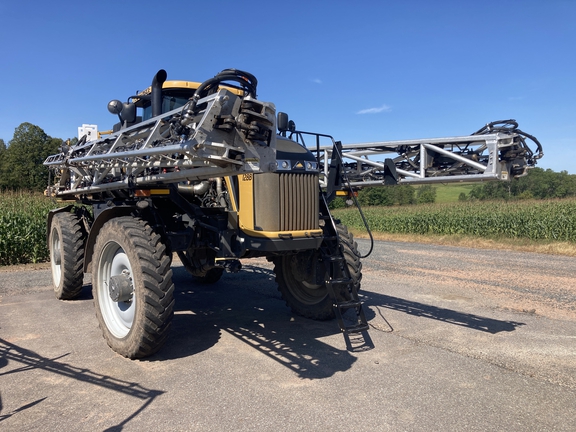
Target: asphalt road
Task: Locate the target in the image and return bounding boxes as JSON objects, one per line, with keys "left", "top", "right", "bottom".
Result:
{"left": 1, "top": 240, "right": 575, "bottom": 431}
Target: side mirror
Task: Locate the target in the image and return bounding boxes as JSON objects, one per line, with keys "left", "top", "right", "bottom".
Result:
{"left": 277, "top": 112, "right": 289, "bottom": 132}
{"left": 121, "top": 102, "right": 136, "bottom": 124}
{"left": 107, "top": 100, "right": 137, "bottom": 126}
{"left": 108, "top": 100, "right": 124, "bottom": 115}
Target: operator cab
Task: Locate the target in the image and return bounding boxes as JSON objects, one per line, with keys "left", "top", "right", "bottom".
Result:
{"left": 107, "top": 71, "right": 248, "bottom": 132}
{"left": 137, "top": 81, "right": 200, "bottom": 121}
{"left": 106, "top": 72, "right": 323, "bottom": 158}
{"left": 108, "top": 80, "right": 202, "bottom": 132}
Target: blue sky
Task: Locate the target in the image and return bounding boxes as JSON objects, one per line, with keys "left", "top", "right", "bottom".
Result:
{"left": 1, "top": 0, "right": 574, "bottom": 173}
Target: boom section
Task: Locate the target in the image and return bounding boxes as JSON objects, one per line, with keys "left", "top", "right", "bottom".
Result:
{"left": 316, "top": 130, "right": 541, "bottom": 187}
{"left": 44, "top": 88, "right": 276, "bottom": 198}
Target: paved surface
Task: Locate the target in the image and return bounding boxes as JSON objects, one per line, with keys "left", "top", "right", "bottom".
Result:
{"left": 1, "top": 240, "right": 575, "bottom": 431}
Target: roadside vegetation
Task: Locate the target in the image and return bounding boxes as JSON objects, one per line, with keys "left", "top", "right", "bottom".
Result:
{"left": 0, "top": 191, "right": 57, "bottom": 265}
{"left": 335, "top": 198, "right": 576, "bottom": 241}
{"left": 0, "top": 122, "right": 65, "bottom": 265}
{"left": 333, "top": 198, "right": 576, "bottom": 255}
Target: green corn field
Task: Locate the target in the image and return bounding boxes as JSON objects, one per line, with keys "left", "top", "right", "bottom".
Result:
{"left": 333, "top": 198, "right": 576, "bottom": 243}
{"left": 0, "top": 191, "right": 58, "bottom": 266}
{"left": 1, "top": 191, "right": 576, "bottom": 266}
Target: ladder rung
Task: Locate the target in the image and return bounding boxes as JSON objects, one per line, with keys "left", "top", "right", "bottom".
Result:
{"left": 323, "top": 255, "right": 344, "bottom": 262}
{"left": 343, "top": 323, "right": 370, "bottom": 333}
{"left": 326, "top": 278, "right": 351, "bottom": 285}
{"left": 321, "top": 236, "right": 338, "bottom": 242}
{"left": 337, "top": 300, "right": 362, "bottom": 309}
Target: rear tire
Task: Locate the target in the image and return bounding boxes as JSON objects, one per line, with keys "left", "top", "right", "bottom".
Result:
{"left": 177, "top": 250, "right": 224, "bottom": 284}
{"left": 273, "top": 222, "right": 362, "bottom": 320}
{"left": 195, "top": 267, "right": 224, "bottom": 284}
{"left": 92, "top": 216, "right": 174, "bottom": 359}
{"left": 49, "top": 212, "right": 85, "bottom": 300}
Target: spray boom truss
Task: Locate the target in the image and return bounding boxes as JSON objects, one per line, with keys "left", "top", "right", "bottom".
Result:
{"left": 45, "top": 75, "right": 276, "bottom": 199}
{"left": 292, "top": 120, "right": 544, "bottom": 188}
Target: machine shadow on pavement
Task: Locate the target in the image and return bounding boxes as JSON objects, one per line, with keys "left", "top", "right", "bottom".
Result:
{"left": 149, "top": 264, "right": 358, "bottom": 379}
{"left": 71, "top": 260, "right": 523, "bottom": 370}
{"left": 0, "top": 337, "right": 163, "bottom": 430}
{"left": 359, "top": 291, "right": 525, "bottom": 334}
{"left": 134, "top": 260, "right": 524, "bottom": 370}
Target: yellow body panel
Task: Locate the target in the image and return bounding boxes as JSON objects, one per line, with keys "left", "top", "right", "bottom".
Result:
{"left": 240, "top": 227, "right": 323, "bottom": 239}
{"left": 238, "top": 173, "right": 255, "bottom": 231}
{"left": 136, "top": 80, "right": 245, "bottom": 98}
{"left": 236, "top": 173, "right": 322, "bottom": 239}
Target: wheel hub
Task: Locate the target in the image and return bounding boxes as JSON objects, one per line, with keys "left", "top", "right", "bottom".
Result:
{"left": 108, "top": 272, "right": 133, "bottom": 302}
{"left": 53, "top": 247, "right": 62, "bottom": 265}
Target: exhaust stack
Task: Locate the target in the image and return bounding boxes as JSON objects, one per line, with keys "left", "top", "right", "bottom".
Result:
{"left": 151, "top": 69, "right": 167, "bottom": 118}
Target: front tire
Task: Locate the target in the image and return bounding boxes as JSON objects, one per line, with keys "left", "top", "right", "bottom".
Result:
{"left": 49, "top": 212, "right": 85, "bottom": 300}
{"left": 92, "top": 216, "right": 174, "bottom": 359}
{"left": 273, "top": 223, "right": 362, "bottom": 320}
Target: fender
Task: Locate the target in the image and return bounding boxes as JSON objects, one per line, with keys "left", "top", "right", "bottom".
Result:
{"left": 46, "top": 206, "right": 74, "bottom": 248}
{"left": 83, "top": 206, "right": 136, "bottom": 273}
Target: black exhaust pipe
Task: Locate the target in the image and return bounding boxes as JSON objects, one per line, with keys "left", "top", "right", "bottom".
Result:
{"left": 151, "top": 69, "right": 167, "bottom": 117}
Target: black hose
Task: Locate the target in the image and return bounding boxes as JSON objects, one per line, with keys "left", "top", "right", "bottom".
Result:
{"left": 472, "top": 119, "right": 543, "bottom": 159}
{"left": 331, "top": 142, "right": 375, "bottom": 259}
{"left": 186, "top": 69, "right": 258, "bottom": 116}
{"left": 472, "top": 119, "right": 518, "bottom": 135}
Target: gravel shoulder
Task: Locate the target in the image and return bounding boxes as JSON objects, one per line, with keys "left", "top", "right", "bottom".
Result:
{"left": 357, "top": 239, "right": 576, "bottom": 390}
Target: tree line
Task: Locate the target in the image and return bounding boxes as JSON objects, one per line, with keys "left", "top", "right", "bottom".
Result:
{"left": 464, "top": 168, "right": 576, "bottom": 201}
{"left": 0, "top": 123, "right": 62, "bottom": 192}
{"left": 330, "top": 184, "right": 436, "bottom": 208}
{"left": 332, "top": 167, "right": 576, "bottom": 208}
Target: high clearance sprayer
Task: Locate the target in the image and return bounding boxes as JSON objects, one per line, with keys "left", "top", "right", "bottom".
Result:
{"left": 44, "top": 69, "right": 543, "bottom": 358}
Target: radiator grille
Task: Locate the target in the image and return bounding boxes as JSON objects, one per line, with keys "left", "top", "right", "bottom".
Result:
{"left": 278, "top": 173, "right": 319, "bottom": 231}
{"left": 252, "top": 172, "right": 320, "bottom": 232}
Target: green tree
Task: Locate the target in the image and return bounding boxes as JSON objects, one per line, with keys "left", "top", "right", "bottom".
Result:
{"left": 395, "top": 185, "right": 416, "bottom": 205}
{"left": 468, "top": 168, "right": 576, "bottom": 201}
{"left": 328, "top": 196, "right": 347, "bottom": 209}
{"left": 0, "top": 139, "right": 6, "bottom": 181}
{"left": 469, "top": 182, "right": 510, "bottom": 200}
{"left": 0, "top": 123, "right": 61, "bottom": 191}
{"left": 416, "top": 185, "right": 437, "bottom": 204}
{"left": 515, "top": 168, "right": 576, "bottom": 199}
{"left": 358, "top": 187, "right": 395, "bottom": 206}
{"left": 358, "top": 185, "right": 417, "bottom": 206}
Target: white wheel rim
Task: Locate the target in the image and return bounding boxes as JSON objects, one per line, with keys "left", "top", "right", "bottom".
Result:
{"left": 50, "top": 228, "right": 62, "bottom": 287}
{"left": 97, "top": 241, "right": 135, "bottom": 338}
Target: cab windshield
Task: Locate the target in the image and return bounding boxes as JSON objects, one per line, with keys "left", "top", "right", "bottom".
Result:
{"left": 142, "top": 95, "right": 191, "bottom": 120}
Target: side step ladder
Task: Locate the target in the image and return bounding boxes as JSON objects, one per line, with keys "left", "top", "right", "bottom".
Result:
{"left": 320, "top": 198, "right": 373, "bottom": 351}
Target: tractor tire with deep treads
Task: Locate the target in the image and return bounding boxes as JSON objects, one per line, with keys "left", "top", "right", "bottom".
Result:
{"left": 92, "top": 216, "right": 175, "bottom": 359}
{"left": 273, "top": 222, "right": 362, "bottom": 320}
{"left": 177, "top": 250, "right": 224, "bottom": 284}
{"left": 49, "top": 212, "right": 86, "bottom": 300}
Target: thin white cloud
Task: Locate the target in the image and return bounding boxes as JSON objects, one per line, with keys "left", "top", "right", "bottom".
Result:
{"left": 356, "top": 104, "right": 391, "bottom": 114}
{"left": 312, "top": 78, "right": 322, "bottom": 84}
{"left": 508, "top": 96, "right": 524, "bottom": 101}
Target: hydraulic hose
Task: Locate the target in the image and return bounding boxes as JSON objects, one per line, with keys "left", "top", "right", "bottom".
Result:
{"left": 472, "top": 119, "right": 544, "bottom": 161}
{"left": 331, "top": 142, "right": 375, "bottom": 260}
{"left": 186, "top": 69, "right": 258, "bottom": 116}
